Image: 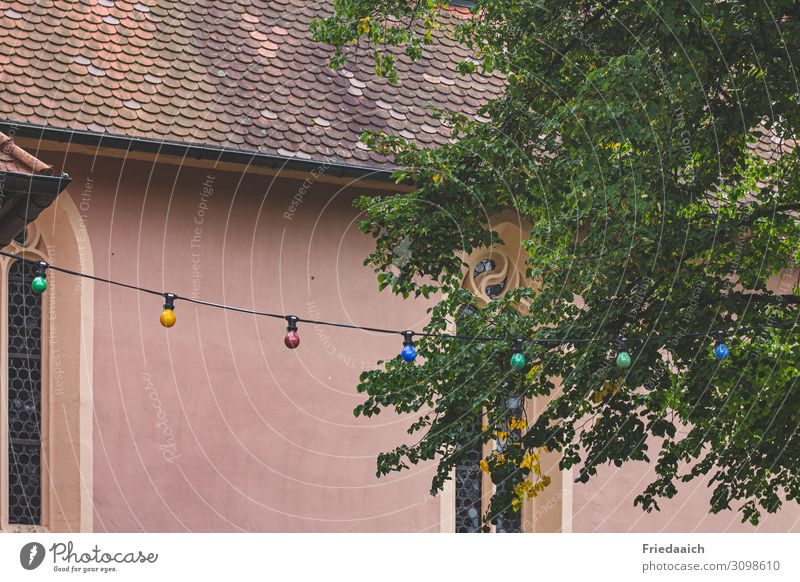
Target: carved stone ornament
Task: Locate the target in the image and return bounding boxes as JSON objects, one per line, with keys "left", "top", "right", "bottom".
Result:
{"left": 460, "top": 215, "right": 535, "bottom": 310}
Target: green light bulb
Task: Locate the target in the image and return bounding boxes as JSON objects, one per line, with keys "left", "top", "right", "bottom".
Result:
{"left": 616, "top": 351, "right": 632, "bottom": 369}
{"left": 510, "top": 352, "right": 526, "bottom": 368}
{"left": 31, "top": 276, "right": 47, "bottom": 294}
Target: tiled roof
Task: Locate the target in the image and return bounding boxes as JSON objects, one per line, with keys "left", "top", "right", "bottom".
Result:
{"left": 0, "top": 131, "right": 54, "bottom": 175}
{"left": 0, "top": 129, "right": 69, "bottom": 246}
{"left": 751, "top": 122, "right": 797, "bottom": 164}
{"left": 0, "top": 0, "right": 504, "bottom": 168}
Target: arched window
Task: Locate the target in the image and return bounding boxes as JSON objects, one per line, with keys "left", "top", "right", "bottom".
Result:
{"left": 445, "top": 213, "right": 570, "bottom": 533}
{"left": 2, "top": 222, "right": 48, "bottom": 530}
{"left": 453, "top": 215, "right": 532, "bottom": 533}
{"left": 1, "top": 197, "right": 94, "bottom": 533}
{"left": 6, "top": 258, "right": 43, "bottom": 525}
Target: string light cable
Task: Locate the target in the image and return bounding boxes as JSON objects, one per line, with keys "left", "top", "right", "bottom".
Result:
{"left": 1, "top": 249, "right": 796, "bottom": 366}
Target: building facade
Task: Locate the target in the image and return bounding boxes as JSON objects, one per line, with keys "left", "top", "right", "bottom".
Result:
{"left": 1, "top": 0, "right": 799, "bottom": 532}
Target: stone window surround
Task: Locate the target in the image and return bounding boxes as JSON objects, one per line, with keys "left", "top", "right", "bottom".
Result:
{"left": 0, "top": 193, "right": 93, "bottom": 533}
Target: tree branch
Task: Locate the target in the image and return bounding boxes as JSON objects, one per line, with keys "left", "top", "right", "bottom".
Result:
{"left": 728, "top": 292, "right": 800, "bottom": 305}
{"left": 747, "top": 203, "right": 800, "bottom": 220}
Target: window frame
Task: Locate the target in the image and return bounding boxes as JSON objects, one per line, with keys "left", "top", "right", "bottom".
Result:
{"left": 445, "top": 211, "right": 570, "bottom": 533}
{"left": 1, "top": 228, "right": 51, "bottom": 532}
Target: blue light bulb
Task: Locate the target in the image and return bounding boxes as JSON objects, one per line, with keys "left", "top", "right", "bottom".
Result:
{"left": 400, "top": 331, "right": 417, "bottom": 362}
{"left": 401, "top": 344, "right": 417, "bottom": 362}
{"left": 714, "top": 342, "right": 729, "bottom": 360}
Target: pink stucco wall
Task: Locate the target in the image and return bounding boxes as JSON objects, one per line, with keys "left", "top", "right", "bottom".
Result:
{"left": 573, "top": 440, "right": 800, "bottom": 532}
{"left": 59, "top": 152, "right": 440, "bottom": 532}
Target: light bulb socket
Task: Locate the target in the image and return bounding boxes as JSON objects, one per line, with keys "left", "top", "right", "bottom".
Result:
{"left": 286, "top": 315, "right": 299, "bottom": 332}
{"left": 715, "top": 330, "right": 725, "bottom": 345}
{"left": 402, "top": 330, "right": 414, "bottom": 346}
{"left": 617, "top": 335, "right": 628, "bottom": 352}
{"left": 35, "top": 261, "right": 48, "bottom": 278}
{"left": 163, "top": 293, "right": 176, "bottom": 311}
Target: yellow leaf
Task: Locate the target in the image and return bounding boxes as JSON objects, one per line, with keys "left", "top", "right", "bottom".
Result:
{"left": 526, "top": 365, "right": 541, "bottom": 382}
{"left": 514, "top": 481, "right": 532, "bottom": 496}
{"left": 507, "top": 417, "right": 527, "bottom": 431}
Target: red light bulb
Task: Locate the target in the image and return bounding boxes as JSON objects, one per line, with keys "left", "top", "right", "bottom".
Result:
{"left": 284, "top": 316, "right": 300, "bottom": 349}
{"left": 284, "top": 329, "right": 300, "bottom": 349}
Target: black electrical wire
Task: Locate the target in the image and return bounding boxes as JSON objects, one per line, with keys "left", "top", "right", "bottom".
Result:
{"left": 49, "top": 263, "right": 165, "bottom": 298}
{"left": 1, "top": 248, "right": 796, "bottom": 345}
{"left": 178, "top": 295, "right": 285, "bottom": 320}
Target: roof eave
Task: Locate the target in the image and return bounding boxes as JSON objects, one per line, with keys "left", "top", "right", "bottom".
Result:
{"left": 0, "top": 169, "right": 71, "bottom": 246}
{"left": 0, "top": 121, "right": 401, "bottom": 183}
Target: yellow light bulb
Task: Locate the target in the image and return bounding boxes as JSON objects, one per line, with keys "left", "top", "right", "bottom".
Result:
{"left": 160, "top": 308, "right": 176, "bottom": 328}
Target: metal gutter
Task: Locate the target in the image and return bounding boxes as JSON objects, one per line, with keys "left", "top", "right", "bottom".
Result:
{"left": 0, "top": 121, "right": 400, "bottom": 183}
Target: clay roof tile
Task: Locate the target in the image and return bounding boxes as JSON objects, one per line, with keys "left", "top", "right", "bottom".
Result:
{"left": 0, "top": 132, "right": 54, "bottom": 175}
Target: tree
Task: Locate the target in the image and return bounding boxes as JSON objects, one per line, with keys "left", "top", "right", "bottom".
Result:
{"left": 313, "top": 1, "right": 800, "bottom": 527}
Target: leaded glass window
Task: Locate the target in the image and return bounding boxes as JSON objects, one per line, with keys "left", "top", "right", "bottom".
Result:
{"left": 7, "top": 259, "right": 42, "bottom": 525}
{"left": 454, "top": 426, "right": 483, "bottom": 533}
{"left": 457, "top": 216, "right": 534, "bottom": 533}
{"left": 495, "top": 396, "right": 524, "bottom": 533}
